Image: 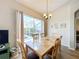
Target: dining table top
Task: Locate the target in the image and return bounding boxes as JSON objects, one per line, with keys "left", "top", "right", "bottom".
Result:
{"left": 24, "top": 36, "right": 58, "bottom": 56}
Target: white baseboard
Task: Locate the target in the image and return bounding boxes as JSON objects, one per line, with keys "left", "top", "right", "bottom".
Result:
{"left": 68, "top": 47, "right": 75, "bottom": 50}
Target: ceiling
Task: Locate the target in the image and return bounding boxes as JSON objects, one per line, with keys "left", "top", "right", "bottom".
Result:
{"left": 16, "top": 0, "right": 70, "bottom": 14}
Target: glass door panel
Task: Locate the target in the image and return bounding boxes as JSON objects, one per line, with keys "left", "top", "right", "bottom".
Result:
{"left": 23, "top": 14, "right": 44, "bottom": 41}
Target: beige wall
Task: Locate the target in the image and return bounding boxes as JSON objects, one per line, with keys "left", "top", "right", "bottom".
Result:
{"left": 0, "top": 0, "right": 16, "bottom": 47}
{"left": 48, "top": 4, "right": 70, "bottom": 47}
{"left": 48, "top": 0, "right": 79, "bottom": 50}
{"left": 0, "top": 0, "right": 42, "bottom": 47}
{"left": 70, "top": 0, "right": 79, "bottom": 50}
{"left": 16, "top": 2, "right": 42, "bottom": 20}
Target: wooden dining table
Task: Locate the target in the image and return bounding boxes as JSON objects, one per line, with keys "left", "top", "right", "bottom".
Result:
{"left": 24, "top": 36, "right": 58, "bottom": 59}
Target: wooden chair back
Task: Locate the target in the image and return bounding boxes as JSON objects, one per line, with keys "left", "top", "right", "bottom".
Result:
{"left": 17, "top": 40, "right": 28, "bottom": 59}
{"left": 52, "top": 38, "right": 61, "bottom": 59}
{"left": 32, "top": 33, "right": 39, "bottom": 42}
{"left": 40, "top": 33, "right": 45, "bottom": 38}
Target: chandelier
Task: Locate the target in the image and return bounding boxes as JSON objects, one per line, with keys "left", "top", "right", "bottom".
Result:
{"left": 43, "top": 0, "right": 52, "bottom": 20}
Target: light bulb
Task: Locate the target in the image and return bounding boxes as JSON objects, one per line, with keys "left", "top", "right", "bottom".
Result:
{"left": 45, "top": 15, "right": 48, "bottom": 19}
{"left": 49, "top": 14, "right": 52, "bottom": 18}
{"left": 43, "top": 13, "right": 52, "bottom": 19}
{"left": 43, "top": 13, "right": 46, "bottom": 17}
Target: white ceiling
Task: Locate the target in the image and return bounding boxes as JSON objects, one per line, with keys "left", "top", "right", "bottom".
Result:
{"left": 16, "top": 0, "right": 70, "bottom": 14}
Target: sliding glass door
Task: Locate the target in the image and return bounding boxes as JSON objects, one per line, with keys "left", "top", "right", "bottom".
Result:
{"left": 23, "top": 14, "right": 44, "bottom": 40}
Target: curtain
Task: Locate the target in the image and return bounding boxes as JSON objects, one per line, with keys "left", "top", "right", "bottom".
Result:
{"left": 44, "top": 20, "right": 48, "bottom": 36}
{"left": 16, "top": 11, "right": 24, "bottom": 42}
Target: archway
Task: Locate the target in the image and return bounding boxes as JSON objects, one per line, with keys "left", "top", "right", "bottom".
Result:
{"left": 74, "top": 9, "right": 79, "bottom": 50}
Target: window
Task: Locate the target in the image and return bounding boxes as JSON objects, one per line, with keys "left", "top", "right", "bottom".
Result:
{"left": 23, "top": 14, "right": 44, "bottom": 40}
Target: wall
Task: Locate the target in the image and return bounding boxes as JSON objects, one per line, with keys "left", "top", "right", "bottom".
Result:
{"left": 0, "top": 0, "right": 16, "bottom": 47}
{"left": 16, "top": 2, "right": 42, "bottom": 20}
{"left": 48, "top": 4, "right": 70, "bottom": 47}
{"left": 48, "top": 0, "right": 79, "bottom": 49}
{"left": 70, "top": 0, "right": 79, "bottom": 50}
{"left": 0, "top": 0, "right": 42, "bottom": 47}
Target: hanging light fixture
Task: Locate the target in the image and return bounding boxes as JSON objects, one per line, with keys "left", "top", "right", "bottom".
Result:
{"left": 43, "top": 0, "right": 52, "bottom": 20}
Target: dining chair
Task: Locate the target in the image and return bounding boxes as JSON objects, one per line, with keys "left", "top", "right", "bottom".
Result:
{"left": 17, "top": 40, "right": 39, "bottom": 59}
{"left": 59, "top": 36, "right": 62, "bottom": 52}
{"left": 53, "top": 38, "right": 61, "bottom": 59}
{"left": 47, "top": 38, "right": 61, "bottom": 59}
{"left": 17, "top": 40, "right": 28, "bottom": 59}
{"left": 40, "top": 33, "right": 45, "bottom": 38}
{"left": 32, "top": 33, "right": 39, "bottom": 42}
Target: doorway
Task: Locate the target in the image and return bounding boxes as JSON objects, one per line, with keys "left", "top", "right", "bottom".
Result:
{"left": 75, "top": 9, "right": 79, "bottom": 50}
